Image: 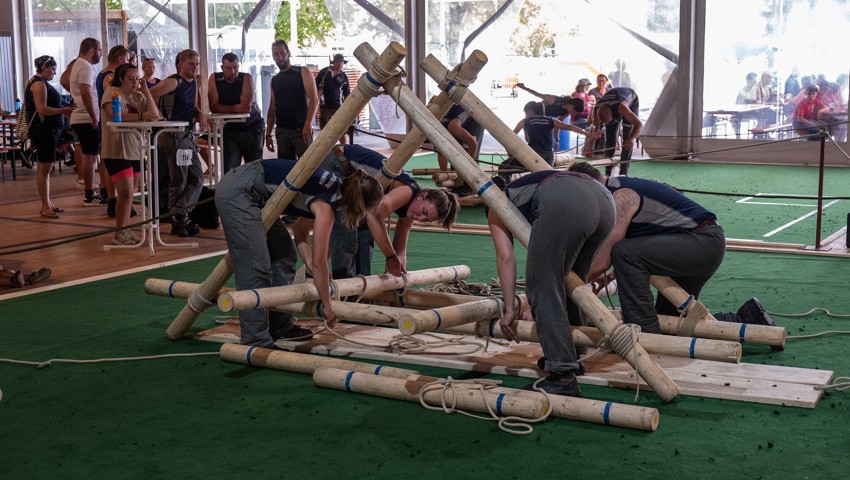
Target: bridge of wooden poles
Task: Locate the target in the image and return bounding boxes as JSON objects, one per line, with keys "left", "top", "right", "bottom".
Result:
{"left": 146, "top": 41, "right": 828, "bottom": 433}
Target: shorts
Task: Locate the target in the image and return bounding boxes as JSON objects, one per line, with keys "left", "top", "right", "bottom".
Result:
{"left": 103, "top": 157, "right": 141, "bottom": 180}
{"left": 71, "top": 123, "right": 100, "bottom": 155}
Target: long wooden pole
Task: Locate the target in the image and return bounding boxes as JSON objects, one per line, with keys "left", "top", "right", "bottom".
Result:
{"left": 356, "top": 46, "right": 680, "bottom": 403}
{"left": 315, "top": 368, "right": 659, "bottom": 432}
{"left": 217, "top": 265, "right": 470, "bottom": 313}
{"left": 220, "top": 343, "right": 419, "bottom": 378}
{"left": 163, "top": 42, "right": 407, "bottom": 340}
{"left": 418, "top": 54, "right": 550, "bottom": 173}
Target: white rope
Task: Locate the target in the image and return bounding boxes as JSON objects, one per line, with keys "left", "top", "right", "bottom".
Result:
{"left": 815, "top": 376, "right": 850, "bottom": 392}
{"left": 417, "top": 376, "right": 552, "bottom": 435}
{"left": 0, "top": 352, "right": 220, "bottom": 404}
{"left": 767, "top": 307, "right": 850, "bottom": 318}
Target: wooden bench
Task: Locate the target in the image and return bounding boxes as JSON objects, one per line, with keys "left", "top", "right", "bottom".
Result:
{"left": 749, "top": 123, "right": 794, "bottom": 139}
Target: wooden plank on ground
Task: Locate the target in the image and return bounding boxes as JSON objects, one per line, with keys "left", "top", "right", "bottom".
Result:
{"left": 195, "top": 321, "right": 831, "bottom": 408}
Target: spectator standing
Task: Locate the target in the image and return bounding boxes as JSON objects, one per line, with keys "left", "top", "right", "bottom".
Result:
{"left": 96, "top": 45, "right": 131, "bottom": 218}
{"left": 316, "top": 53, "right": 352, "bottom": 145}
{"left": 208, "top": 52, "right": 265, "bottom": 174}
{"left": 607, "top": 59, "right": 633, "bottom": 89}
{"left": 150, "top": 49, "right": 206, "bottom": 237}
{"left": 570, "top": 78, "right": 594, "bottom": 127}
{"left": 101, "top": 63, "right": 161, "bottom": 244}
{"left": 265, "top": 40, "right": 319, "bottom": 160}
{"left": 69, "top": 37, "right": 105, "bottom": 207}
{"left": 588, "top": 73, "right": 610, "bottom": 101}
{"left": 26, "top": 56, "right": 75, "bottom": 218}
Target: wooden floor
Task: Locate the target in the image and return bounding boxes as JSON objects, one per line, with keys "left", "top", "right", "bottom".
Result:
{"left": 0, "top": 160, "right": 228, "bottom": 301}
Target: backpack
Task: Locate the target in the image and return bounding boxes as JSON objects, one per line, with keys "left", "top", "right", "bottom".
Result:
{"left": 15, "top": 78, "right": 38, "bottom": 144}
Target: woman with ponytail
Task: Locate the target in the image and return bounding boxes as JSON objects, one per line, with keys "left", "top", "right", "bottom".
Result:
{"left": 321, "top": 144, "right": 460, "bottom": 278}
{"left": 215, "top": 159, "right": 383, "bottom": 349}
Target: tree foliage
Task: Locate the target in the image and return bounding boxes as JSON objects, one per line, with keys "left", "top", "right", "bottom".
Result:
{"left": 275, "top": 0, "right": 335, "bottom": 49}
{"left": 509, "top": 2, "right": 555, "bottom": 57}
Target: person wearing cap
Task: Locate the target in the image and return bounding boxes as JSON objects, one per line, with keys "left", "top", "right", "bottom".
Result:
{"left": 265, "top": 39, "right": 319, "bottom": 160}
{"left": 25, "top": 55, "right": 75, "bottom": 218}
{"left": 570, "top": 78, "right": 595, "bottom": 127}
{"left": 316, "top": 53, "right": 352, "bottom": 145}
{"left": 513, "top": 100, "right": 587, "bottom": 165}
{"left": 208, "top": 52, "right": 265, "bottom": 174}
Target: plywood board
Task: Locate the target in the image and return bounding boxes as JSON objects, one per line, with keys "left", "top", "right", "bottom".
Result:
{"left": 196, "top": 321, "right": 831, "bottom": 408}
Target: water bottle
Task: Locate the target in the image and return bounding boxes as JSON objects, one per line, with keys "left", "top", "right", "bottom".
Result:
{"left": 111, "top": 90, "right": 121, "bottom": 122}
{"left": 14, "top": 98, "right": 21, "bottom": 112}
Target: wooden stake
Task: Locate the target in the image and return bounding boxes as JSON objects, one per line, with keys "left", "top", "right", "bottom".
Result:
{"left": 163, "top": 42, "right": 407, "bottom": 340}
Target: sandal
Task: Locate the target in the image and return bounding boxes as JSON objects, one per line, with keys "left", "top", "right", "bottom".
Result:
{"left": 51, "top": 207, "right": 65, "bottom": 213}
{"left": 26, "top": 267, "right": 51, "bottom": 285}
{"left": 40, "top": 211, "right": 60, "bottom": 219}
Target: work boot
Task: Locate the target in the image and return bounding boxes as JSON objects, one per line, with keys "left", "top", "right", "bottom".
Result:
{"left": 170, "top": 214, "right": 191, "bottom": 237}
{"left": 736, "top": 298, "right": 775, "bottom": 327}
{"left": 524, "top": 372, "right": 581, "bottom": 397}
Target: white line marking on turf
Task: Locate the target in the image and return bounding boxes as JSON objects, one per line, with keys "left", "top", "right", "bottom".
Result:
{"left": 736, "top": 193, "right": 819, "bottom": 208}
{"left": 763, "top": 200, "right": 840, "bottom": 237}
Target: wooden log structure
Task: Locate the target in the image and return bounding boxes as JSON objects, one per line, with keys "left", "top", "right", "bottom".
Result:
{"left": 419, "top": 53, "right": 552, "bottom": 174}
{"left": 314, "top": 367, "right": 547, "bottom": 423}
{"left": 219, "top": 343, "right": 418, "bottom": 378}
{"left": 396, "top": 297, "right": 504, "bottom": 335}
{"left": 375, "top": 51, "right": 487, "bottom": 188}
{"left": 357, "top": 44, "right": 680, "bottom": 402}
{"left": 216, "top": 265, "right": 470, "bottom": 313}
{"left": 315, "top": 368, "right": 659, "bottom": 432}
{"left": 650, "top": 275, "right": 719, "bottom": 321}
{"left": 163, "top": 42, "right": 407, "bottom": 340}
{"left": 610, "top": 311, "right": 787, "bottom": 348}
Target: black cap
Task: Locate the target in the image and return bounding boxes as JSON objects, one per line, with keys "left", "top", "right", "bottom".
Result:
{"left": 332, "top": 53, "right": 347, "bottom": 64}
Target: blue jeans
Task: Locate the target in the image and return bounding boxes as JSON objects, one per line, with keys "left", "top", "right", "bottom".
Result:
{"left": 215, "top": 161, "right": 297, "bottom": 346}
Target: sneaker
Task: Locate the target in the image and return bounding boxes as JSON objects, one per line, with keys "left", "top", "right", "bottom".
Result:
{"left": 170, "top": 214, "right": 197, "bottom": 237}
{"left": 26, "top": 267, "right": 51, "bottom": 285}
{"left": 524, "top": 372, "right": 581, "bottom": 397}
{"left": 737, "top": 298, "right": 775, "bottom": 327}
{"left": 83, "top": 194, "right": 107, "bottom": 207}
{"left": 10, "top": 270, "right": 25, "bottom": 288}
{"left": 111, "top": 229, "right": 138, "bottom": 245}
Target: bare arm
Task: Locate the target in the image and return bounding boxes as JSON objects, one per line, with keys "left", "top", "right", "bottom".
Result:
{"left": 309, "top": 202, "right": 336, "bottom": 326}
{"left": 149, "top": 76, "right": 177, "bottom": 102}
{"left": 266, "top": 89, "right": 276, "bottom": 152}
{"left": 513, "top": 119, "right": 524, "bottom": 134}
{"left": 553, "top": 118, "right": 588, "bottom": 136}
{"left": 516, "top": 83, "right": 558, "bottom": 104}
{"left": 59, "top": 59, "right": 76, "bottom": 92}
{"left": 32, "top": 82, "right": 73, "bottom": 117}
{"left": 79, "top": 83, "right": 98, "bottom": 128}
{"left": 589, "top": 188, "right": 639, "bottom": 281}
{"left": 487, "top": 209, "right": 519, "bottom": 342}
{"left": 447, "top": 119, "right": 478, "bottom": 160}
{"left": 302, "top": 67, "right": 319, "bottom": 143}
{"left": 619, "top": 102, "right": 643, "bottom": 148}
{"left": 364, "top": 185, "right": 414, "bottom": 276}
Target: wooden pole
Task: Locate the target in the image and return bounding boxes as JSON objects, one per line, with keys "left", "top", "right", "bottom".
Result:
{"left": 164, "top": 42, "right": 407, "bottom": 340}
{"left": 220, "top": 343, "right": 418, "bottom": 378}
{"left": 217, "top": 265, "right": 470, "bottom": 313}
{"left": 419, "top": 54, "right": 551, "bottom": 173}
{"left": 609, "top": 311, "right": 787, "bottom": 348}
{"left": 316, "top": 368, "right": 658, "bottom": 432}
{"left": 356, "top": 45, "right": 680, "bottom": 402}
{"left": 397, "top": 297, "right": 504, "bottom": 335}
{"left": 314, "top": 367, "right": 548, "bottom": 420}
{"left": 650, "top": 275, "right": 719, "bottom": 321}
{"left": 376, "top": 51, "right": 487, "bottom": 188}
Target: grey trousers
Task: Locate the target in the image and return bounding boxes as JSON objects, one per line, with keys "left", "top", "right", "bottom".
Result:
{"left": 159, "top": 130, "right": 204, "bottom": 214}
{"left": 222, "top": 128, "right": 265, "bottom": 175}
{"left": 612, "top": 224, "right": 726, "bottom": 333}
{"left": 215, "top": 161, "right": 297, "bottom": 347}
{"left": 274, "top": 127, "right": 310, "bottom": 160}
{"left": 527, "top": 175, "right": 615, "bottom": 375}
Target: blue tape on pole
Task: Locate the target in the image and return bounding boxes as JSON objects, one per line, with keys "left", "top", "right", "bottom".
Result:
{"left": 489, "top": 319, "right": 496, "bottom": 338}
{"left": 251, "top": 289, "right": 261, "bottom": 309}
{"left": 329, "top": 282, "right": 335, "bottom": 297}
{"left": 496, "top": 393, "right": 505, "bottom": 416}
{"left": 603, "top": 402, "right": 612, "bottom": 425}
{"left": 739, "top": 323, "right": 747, "bottom": 343}
{"left": 689, "top": 337, "right": 697, "bottom": 359}
{"left": 444, "top": 80, "right": 456, "bottom": 92}
{"left": 476, "top": 180, "right": 494, "bottom": 197}
{"left": 283, "top": 177, "right": 299, "bottom": 192}
{"left": 365, "top": 72, "right": 381, "bottom": 86}
{"left": 345, "top": 371, "right": 355, "bottom": 392}
{"left": 678, "top": 295, "right": 692, "bottom": 311}
{"left": 380, "top": 166, "right": 397, "bottom": 179}
{"left": 168, "top": 281, "right": 176, "bottom": 298}
{"left": 432, "top": 310, "right": 442, "bottom": 330}
{"left": 374, "top": 365, "right": 383, "bottom": 375}
{"left": 246, "top": 346, "right": 256, "bottom": 367}
{"left": 452, "top": 267, "right": 458, "bottom": 282}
